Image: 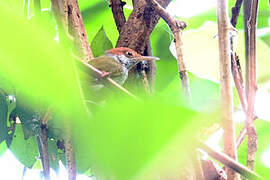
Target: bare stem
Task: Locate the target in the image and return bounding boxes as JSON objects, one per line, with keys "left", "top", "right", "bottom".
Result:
{"left": 231, "top": 0, "right": 244, "bottom": 27}
{"left": 147, "top": 0, "right": 191, "bottom": 99}
{"left": 141, "top": 69, "right": 151, "bottom": 94}
{"left": 37, "top": 109, "right": 52, "bottom": 180}
{"left": 197, "top": 141, "right": 263, "bottom": 180}
{"left": 145, "top": 40, "right": 156, "bottom": 93}
{"left": 217, "top": 0, "right": 238, "bottom": 179}
{"left": 244, "top": 0, "right": 259, "bottom": 170}
{"left": 64, "top": 128, "right": 76, "bottom": 180}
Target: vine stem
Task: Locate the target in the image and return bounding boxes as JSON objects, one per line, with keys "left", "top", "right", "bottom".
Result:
{"left": 217, "top": 0, "right": 239, "bottom": 179}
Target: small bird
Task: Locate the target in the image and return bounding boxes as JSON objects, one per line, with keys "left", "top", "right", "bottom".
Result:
{"left": 86, "top": 47, "right": 159, "bottom": 85}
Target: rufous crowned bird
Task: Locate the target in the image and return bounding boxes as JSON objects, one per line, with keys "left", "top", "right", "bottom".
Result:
{"left": 86, "top": 47, "right": 159, "bottom": 86}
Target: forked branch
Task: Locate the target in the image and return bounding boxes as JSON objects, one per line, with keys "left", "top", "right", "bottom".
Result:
{"left": 147, "top": 0, "right": 191, "bottom": 99}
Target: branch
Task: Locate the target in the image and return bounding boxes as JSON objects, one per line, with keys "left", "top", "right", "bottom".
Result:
{"left": 75, "top": 57, "right": 140, "bottom": 100}
{"left": 147, "top": 0, "right": 191, "bottom": 99}
{"left": 231, "top": 53, "right": 247, "bottom": 113}
{"left": 145, "top": 40, "right": 156, "bottom": 93}
{"left": 109, "top": 0, "right": 152, "bottom": 94}
{"left": 190, "top": 149, "right": 205, "bottom": 180}
{"left": 116, "top": 0, "right": 171, "bottom": 54}
{"left": 37, "top": 109, "right": 52, "bottom": 180}
{"left": 244, "top": 0, "right": 259, "bottom": 170}
{"left": 109, "top": 0, "right": 126, "bottom": 33}
{"left": 64, "top": 129, "right": 76, "bottom": 180}
{"left": 217, "top": 0, "right": 239, "bottom": 179}
{"left": 231, "top": 0, "right": 244, "bottom": 27}
{"left": 67, "top": 0, "right": 93, "bottom": 60}
{"left": 51, "top": 0, "right": 69, "bottom": 42}
{"left": 197, "top": 141, "right": 263, "bottom": 180}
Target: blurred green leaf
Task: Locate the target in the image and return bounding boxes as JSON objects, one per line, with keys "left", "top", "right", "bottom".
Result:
{"left": 16, "top": 102, "right": 41, "bottom": 139}
{"left": 91, "top": 26, "right": 113, "bottom": 57}
{"left": 261, "top": 32, "right": 270, "bottom": 47}
{"left": 0, "top": 142, "right": 7, "bottom": 156}
{"left": 9, "top": 124, "right": 39, "bottom": 168}
{"left": 0, "top": 2, "right": 87, "bottom": 119}
{"left": 181, "top": 0, "right": 270, "bottom": 30}
{"left": 74, "top": 97, "right": 213, "bottom": 180}
{"left": 169, "top": 21, "right": 270, "bottom": 86}
{"left": 32, "top": 159, "right": 42, "bottom": 170}
{"left": 48, "top": 139, "right": 61, "bottom": 173}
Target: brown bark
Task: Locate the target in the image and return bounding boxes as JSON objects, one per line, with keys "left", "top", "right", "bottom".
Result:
{"left": 67, "top": 0, "right": 93, "bottom": 60}
{"left": 116, "top": 0, "right": 171, "bottom": 54}
{"left": 110, "top": 0, "right": 127, "bottom": 33}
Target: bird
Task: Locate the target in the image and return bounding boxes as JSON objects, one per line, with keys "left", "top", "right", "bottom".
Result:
{"left": 83, "top": 47, "right": 159, "bottom": 86}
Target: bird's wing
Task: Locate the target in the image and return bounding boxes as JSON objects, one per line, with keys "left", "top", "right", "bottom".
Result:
{"left": 88, "top": 56, "right": 122, "bottom": 77}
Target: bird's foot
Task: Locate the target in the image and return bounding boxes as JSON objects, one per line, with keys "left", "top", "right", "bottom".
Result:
{"left": 100, "top": 71, "right": 111, "bottom": 78}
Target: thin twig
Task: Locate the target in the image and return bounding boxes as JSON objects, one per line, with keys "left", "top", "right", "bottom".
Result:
{"left": 197, "top": 141, "right": 263, "bottom": 180}
{"left": 76, "top": 58, "right": 140, "bottom": 100}
{"left": 141, "top": 69, "right": 151, "bottom": 94}
{"left": 36, "top": 109, "right": 52, "bottom": 180}
{"left": 147, "top": 0, "right": 191, "bottom": 99}
{"left": 231, "top": 0, "right": 244, "bottom": 27}
{"left": 21, "top": 166, "right": 27, "bottom": 180}
{"left": 231, "top": 53, "right": 247, "bottom": 112}
{"left": 145, "top": 40, "right": 156, "bottom": 93}
{"left": 244, "top": 0, "right": 259, "bottom": 170}
{"left": 229, "top": 0, "right": 249, "bottom": 150}
{"left": 190, "top": 149, "right": 205, "bottom": 180}
{"left": 109, "top": 0, "right": 126, "bottom": 33}
{"left": 217, "top": 0, "right": 239, "bottom": 179}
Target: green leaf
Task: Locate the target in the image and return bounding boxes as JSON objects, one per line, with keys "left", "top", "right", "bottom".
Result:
{"left": 16, "top": 101, "right": 41, "bottom": 139}
{"left": 170, "top": 21, "right": 270, "bottom": 85}
{"left": 9, "top": 124, "right": 39, "bottom": 168}
{"left": 91, "top": 26, "right": 113, "bottom": 57}
{"left": 74, "top": 97, "right": 214, "bottom": 180}
{"left": 0, "top": 142, "right": 7, "bottom": 156}
{"left": 0, "top": 92, "right": 8, "bottom": 143}
{"left": 5, "top": 94, "right": 17, "bottom": 147}
{"left": 180, "top": 0, "right": 270, "bottom": 30}
{"left": 48, "top": 139, "right": 61, "bottom": 173}
{"left": 261, "top": 32, "right": 270, "bottom": 47}
{"left": 0, "top": 2, "right": 87, "bottom": 117}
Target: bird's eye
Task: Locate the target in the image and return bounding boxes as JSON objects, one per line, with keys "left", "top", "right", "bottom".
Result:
{"left": 125, "top": 51, "right": 133, "bottom": 57}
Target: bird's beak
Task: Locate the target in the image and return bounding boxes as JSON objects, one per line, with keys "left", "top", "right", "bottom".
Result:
{"left": 136, "top": 56, "right": 160, "bottom": 61}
